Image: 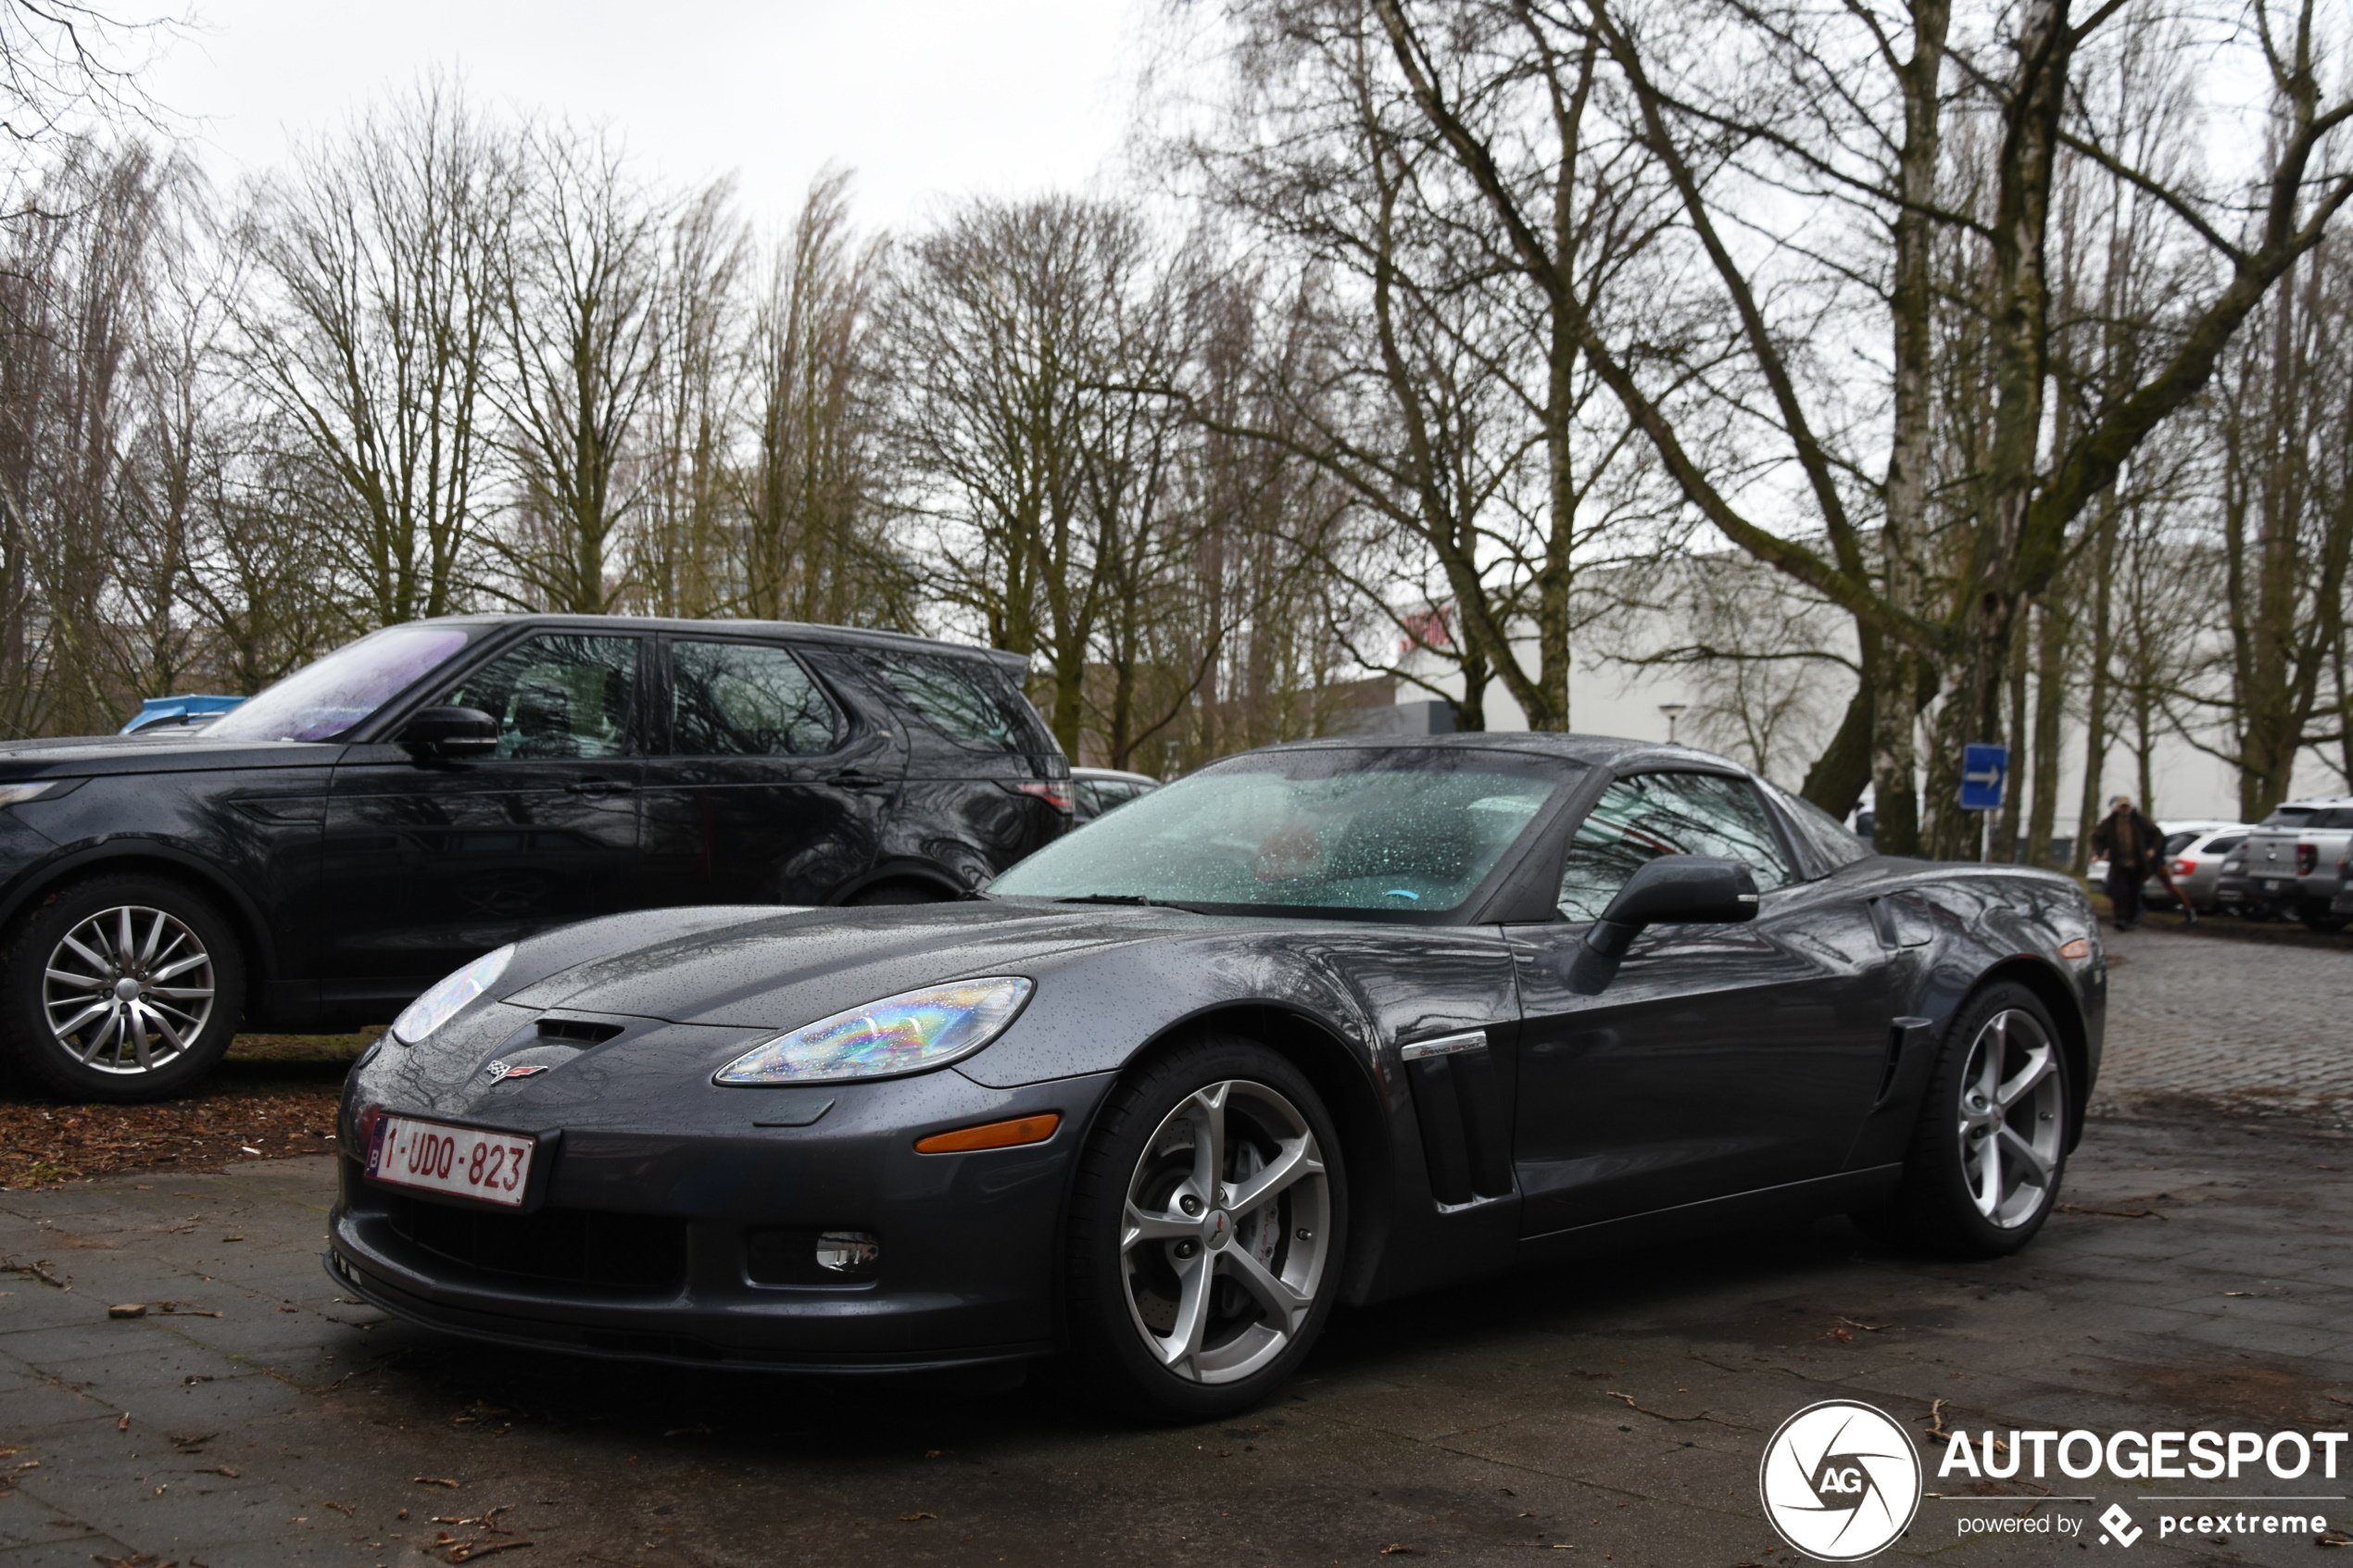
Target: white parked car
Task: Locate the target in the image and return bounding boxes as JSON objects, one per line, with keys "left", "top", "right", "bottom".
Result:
{"left": 2088, "top": 819, "right": 2246, "bottom": 909}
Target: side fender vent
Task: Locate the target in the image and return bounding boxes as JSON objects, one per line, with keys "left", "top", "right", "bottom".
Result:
{"left": 1401, "top": 1030, "right": 1513, "bottom": 1206}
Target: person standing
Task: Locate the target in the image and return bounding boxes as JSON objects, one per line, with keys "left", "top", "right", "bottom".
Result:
{"left": 2089, "top": 794, "right": 2160, "bottom": 932}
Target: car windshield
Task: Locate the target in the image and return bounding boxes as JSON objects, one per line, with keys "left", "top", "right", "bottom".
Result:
{"left": 989, "top": 747, "right": 1577, "bottom": 916}
{"left": 204, "top": 625, "right": 476, "bottom": 743}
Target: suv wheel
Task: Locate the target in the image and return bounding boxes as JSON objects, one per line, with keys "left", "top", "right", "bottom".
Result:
{"left": 1063, "top": 1034, "right": 1346, "bottom": 1420}
{"left": 1854, "top": 983, "right": 2070, "bottom": 1258}
{"left": 0, "top": 874, "right": 246, "bottom": 1102}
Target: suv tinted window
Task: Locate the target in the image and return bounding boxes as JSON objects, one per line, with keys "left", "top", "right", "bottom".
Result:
{"left": 865, "top": 650, "right": 1038, "bottom": 753}
{"left": 2314, "top": 808, "right": 2353, "bottom": 829}
{"left": 672, "top": 640, "right": 840, "bottom": 757}
{"left": 2261, "top": 806, "right": 2315, "bottom": 827}
{"left": 441, "top": 634, "right": 637, "bottom": 759}
{"left": 1558, "top": 771, "right": 1797, "bottom": 921}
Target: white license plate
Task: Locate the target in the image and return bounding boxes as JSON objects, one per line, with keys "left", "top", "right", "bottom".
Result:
{"left": 2261, "top": 879, "right": 2285, "bottom": 892}
{"left": 367, "top": 1116, "right": 535, "bottom": 1207}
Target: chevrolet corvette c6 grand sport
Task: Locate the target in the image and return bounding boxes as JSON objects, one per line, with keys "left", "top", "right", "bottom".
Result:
{"left": 329, "top": 734, "right": 2106, "bottom": 1418}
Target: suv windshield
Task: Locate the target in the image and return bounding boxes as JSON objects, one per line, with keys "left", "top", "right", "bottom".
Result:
{"left": 989, "top": 747, "right": 1577, "bottom": 916}
{"left": 205, "top": 625, "right": 476, "bottom": 743}
{"left": 2259, "top": 806, "right": 2315, "bottom": 827}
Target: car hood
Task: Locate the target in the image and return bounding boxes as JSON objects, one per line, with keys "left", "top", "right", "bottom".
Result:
{"left": 0, "top": 730, "right": 343, "bottom": 776}
{"left": 497, "top": 899, "right": 1182, "bottom": 1030}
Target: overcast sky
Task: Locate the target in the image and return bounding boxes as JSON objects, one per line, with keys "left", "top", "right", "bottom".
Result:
{"left": 146, "top": 0, "right": 1155, "bottom": 232}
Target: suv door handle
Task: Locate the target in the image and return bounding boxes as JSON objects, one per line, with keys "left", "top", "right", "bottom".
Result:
{"left": 829, "top": 771, "right": 887, "bottom": 789}
{"left": 564, "top": 779, "right": 635, "bottom": 797}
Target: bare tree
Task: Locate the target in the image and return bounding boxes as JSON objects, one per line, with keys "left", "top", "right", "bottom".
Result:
{"left": 739, "top": 167, "right": 904, "bottom": 625}
{"left": 238, "top": 80, "right": 510, "bottom": 627}
{"left": 491, "top": 122, "right": 668, "bottom": 613}
{"left": 630, "top": 174, "right": 745, "bottom": 619}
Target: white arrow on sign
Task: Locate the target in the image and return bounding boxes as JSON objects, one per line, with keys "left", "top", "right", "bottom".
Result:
{"left": 1964, "top": 766, "right": 2003, "bottom": 785}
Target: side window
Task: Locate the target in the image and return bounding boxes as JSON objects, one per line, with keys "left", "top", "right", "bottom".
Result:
{"left": 1757, "top": 777, "right": 1872, "bottom": 872}
{"left": 864, "top": 650, "right": 1038, "bottom": 754}
{"left": 2207, "top": 835, "right": 2245, "bottom": 856}
{"left": 1556, "top": 771, "right": 1799, "bottom": 921}
{"left": 440, "top": 634, "right": 637, "bottom": 760}
{"left": 671, "top": 641, "right": 841, "bottom": 758}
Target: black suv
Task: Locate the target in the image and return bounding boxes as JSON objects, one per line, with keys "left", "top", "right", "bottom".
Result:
{"left": 0, "top": 615, "right": 1071, "bottom": 1101}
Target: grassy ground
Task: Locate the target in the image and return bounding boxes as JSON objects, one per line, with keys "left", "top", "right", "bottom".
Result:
{"left": 0, "top": 1029, "right": 377, "bottom": 1189}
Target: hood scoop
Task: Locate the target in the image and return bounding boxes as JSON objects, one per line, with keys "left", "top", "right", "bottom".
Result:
{"left": 534, "top": 1016, "right": 624, "bottom": 1046}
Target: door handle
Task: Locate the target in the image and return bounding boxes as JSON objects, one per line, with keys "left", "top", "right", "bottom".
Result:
{"left": 564, "top": 780, "right": 635, "bottom": 797}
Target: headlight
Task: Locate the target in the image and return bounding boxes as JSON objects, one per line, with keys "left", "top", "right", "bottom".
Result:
{"left": 0, "top": 781, "right": 57, "bottom": 807}
{"left": 390, "top": 943, "right": 516, "bottom": 1045}
{"left": 713, "top": 977, "right": 1034, "bottom": 1085}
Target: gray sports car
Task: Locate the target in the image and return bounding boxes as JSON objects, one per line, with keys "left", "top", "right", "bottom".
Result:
{"left": 329, "top": 734, "right": 2107, "bottom": 1418}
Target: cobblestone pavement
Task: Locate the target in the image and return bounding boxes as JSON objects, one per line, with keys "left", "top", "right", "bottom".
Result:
{"left": 2096, "top": 923, "right": 2353, "bottom": 1129}
{"left": 1, "top": 956, "right": 2348, "bottom": 1568}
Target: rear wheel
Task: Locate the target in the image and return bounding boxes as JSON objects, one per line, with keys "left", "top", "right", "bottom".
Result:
{"left": 1853, "top": 984, "right": 2069, "bottom": 1258}
{"left": 1063, "top": 1034, "right": 1345, "bottom": 1420}
{"left": 2301, "top": 909, "right": 2348, "bottom": 935}
{"left": 0, "top": 873, "right": 246, "bottom": 1102}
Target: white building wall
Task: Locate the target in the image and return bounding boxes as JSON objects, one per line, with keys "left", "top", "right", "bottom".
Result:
{"left": 1390, "top": 581, "right": 2338, "bottom": 829}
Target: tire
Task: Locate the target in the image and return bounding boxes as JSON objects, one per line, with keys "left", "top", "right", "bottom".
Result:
{"left": 2300, "top": 910, "right": 2348, "bottom": 935}
{"left": 846, "top": 881, "right": 948, "bottom": 907}
{"left": 1852, "top": 983, "right": 2070, "bottom": 1258}
{"left": 0, "top": 873, "right": 247, "bottom": 1102}
{"left": 1063, "top": 1032, "right": 1347, "bottom": 1421}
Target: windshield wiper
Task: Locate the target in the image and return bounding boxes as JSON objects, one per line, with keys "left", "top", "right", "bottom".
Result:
{"left": 1051, "top": 894, "right": 1207, "bottom": 912}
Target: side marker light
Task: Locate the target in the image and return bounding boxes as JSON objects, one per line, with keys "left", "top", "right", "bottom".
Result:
{"left": 913, "top": 1112, "right": 1062, "bottom": 1154}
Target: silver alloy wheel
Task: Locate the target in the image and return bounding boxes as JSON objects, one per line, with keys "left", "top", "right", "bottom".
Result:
{"left": 1956, "top": 1008, "right": 2064, "bottom": 1228}
{"left": 1120, "top": 1078, "right": 1331, "bottom": 1385}
{"left": 43, "top": 905, "right": 217, "bottom": 1075}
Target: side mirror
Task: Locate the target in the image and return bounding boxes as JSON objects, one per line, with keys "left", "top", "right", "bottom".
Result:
{"left": 398, "top": 706, "right": 499, "bottom": 759}
{"left": 1567, "top": 855, "right": 1760, "bottom": 996}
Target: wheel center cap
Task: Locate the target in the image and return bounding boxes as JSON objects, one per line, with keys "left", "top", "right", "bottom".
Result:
{"left": 113, "top": 977, "right": 142, "bottom": 1001}
{"left": 1203, "top": 1210, "right": 1231, "bottom": 1249}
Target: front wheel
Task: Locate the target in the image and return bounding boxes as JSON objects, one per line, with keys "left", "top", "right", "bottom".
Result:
{"left": 1854, "top": 984, "right": 2070, "bottom": 1258}
{"left": 1063, "top": 1034, "right": 1346, "bottom": 1420}
{"left": 0, "top": 873, "right": 247, "bottom": 1102}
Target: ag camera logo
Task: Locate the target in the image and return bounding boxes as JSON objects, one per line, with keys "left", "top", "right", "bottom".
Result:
{"left": 1759, "top": 1399, "right": 1922, "bottom": 1561}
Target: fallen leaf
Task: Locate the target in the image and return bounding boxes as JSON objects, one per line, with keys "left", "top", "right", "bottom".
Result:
{"left": 116, "top": 1413, "right": 131, "bottom": 1432}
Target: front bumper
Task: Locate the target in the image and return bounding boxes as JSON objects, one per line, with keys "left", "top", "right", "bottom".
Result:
{"left": 328, "top": 1064, "right": 1116, "bottom": 1373}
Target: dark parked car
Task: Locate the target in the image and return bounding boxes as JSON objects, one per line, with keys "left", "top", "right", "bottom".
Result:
{"left": 1071, "top": 766, "right": 1159, "bottom": 822}
{"left": 0, "top": 615, "right": 1069, "bottom": 1102}
{"left": 328, "top": 734, "right": 2104, "bottom": 1418}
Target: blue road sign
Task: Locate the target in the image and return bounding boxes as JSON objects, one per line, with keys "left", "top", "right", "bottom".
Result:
{"left": 1959, "top": 743, "right": 2008, "bottom": 811}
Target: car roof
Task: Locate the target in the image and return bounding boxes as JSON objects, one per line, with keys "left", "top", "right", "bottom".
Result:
{"left": 2273, "top": 797, "right": 2353, "bottom": 810}
{"left": 1230, "top": 731, "right": 1753, "bottom": 775}
{"left": 409, "top": 613, "right": 1030, "bottom": 678}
